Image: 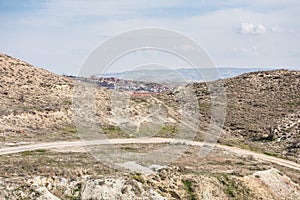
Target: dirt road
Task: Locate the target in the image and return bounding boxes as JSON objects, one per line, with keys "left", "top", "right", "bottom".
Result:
{"left": 0, "top": 137, "right": 299, "bottom": 171}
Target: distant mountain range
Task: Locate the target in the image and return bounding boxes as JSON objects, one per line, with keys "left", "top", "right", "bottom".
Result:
{"left": 101, "top": 67, "right": 275, "bottom": 82}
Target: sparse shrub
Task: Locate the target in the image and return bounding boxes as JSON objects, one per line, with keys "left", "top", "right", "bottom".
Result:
{"left": 63, "top": 126, "right": 77, "bottom": 134}
{"left": 181, "top": 179, "right": 196, "bottom": 200}
{"left": 21, "top": 149, "right": 47, "bottom": 156}
{"left": 131, "top": 173, "right": 145, "bottom": 183}
{"left": 217, "top": 174, "right": 252, "bottom": 199}
{"left": 63, "top": 99, "right": 72, "bottom": 105}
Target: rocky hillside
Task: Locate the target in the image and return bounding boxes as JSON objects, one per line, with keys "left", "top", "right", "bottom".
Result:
{"left": 0, "top": 54, "right": 72, "bottom": 115}
{"left": 1, "top": 53, "right": 299, "bottom": 162}
{"left": 193, "top": 69, "right": 300, "bottom": 162}
{"left": 0, "top": 54, "right": 76, "bottom": 142}
{"left": 0, "top": 54, "right": 299, "bottom": 199}
{"left": 0, "top": 54, "right": 118, "bottom": 143}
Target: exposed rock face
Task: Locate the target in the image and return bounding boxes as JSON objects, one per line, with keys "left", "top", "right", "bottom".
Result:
{"left": 81, "top": 178, "right": 166, "bottom": 200}
{"left": 1, "top": 167, "right": 299, "bottom": 200}
{"left": 241, "top": 168, "right": 300, "bottom": 200}
{"left": 35, "top": 187, "right": 61, "bottom": 200}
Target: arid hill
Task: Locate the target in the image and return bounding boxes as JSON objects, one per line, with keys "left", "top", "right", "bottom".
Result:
{"left": 193, "top": 69, "right": 300, "bottom": 162}
{"left": 1, "top": 53, "right": 299, "bottom": 161}
{"left": 0, "top": 54, "right": 299, "bottom": 199}
{"left": 0, "top": 53, "right": 116, "bottom": 143}
{"left": 0, "top": 54, "right": 73, "bottom": 114}
{"left": 0, "top": 53, "right": 172, "bottom": 143}
{"left": 0, "top": 53, "right": 76, "bottom": 142}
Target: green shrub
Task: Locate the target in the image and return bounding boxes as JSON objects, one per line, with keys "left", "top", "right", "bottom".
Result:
{"left": 131, "top": 173, "right": 145, "bottom": 183}
{"left": 182, "top": 179, "right": 196, "bottom": 200}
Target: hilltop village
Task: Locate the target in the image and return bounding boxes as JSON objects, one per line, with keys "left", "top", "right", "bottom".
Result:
{"left": 65, "top": 75, "right": 171, "bottom": 94}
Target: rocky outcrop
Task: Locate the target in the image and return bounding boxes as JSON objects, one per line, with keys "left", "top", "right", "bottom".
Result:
{"left": 1, "top": 167, "right": 298, "bottom": 200}
{"left": 81, "top": 178, "right": 166, "bottom": 200}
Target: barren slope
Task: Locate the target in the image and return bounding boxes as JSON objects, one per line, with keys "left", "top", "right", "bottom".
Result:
{"left": 193, "top": 69, "right": 300, "bottom": 162}
{"left": 0, "top": 54, "right": 76, "bottom": 142}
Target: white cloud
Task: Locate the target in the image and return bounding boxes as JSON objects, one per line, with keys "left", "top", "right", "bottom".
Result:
{"left": 237, "top": 22, "right": 266, "bottom": 35}
{"left": 271, "top": 26, "right": 295, "bottom": 34}
{"left": 271, "top": 26, "right": 285, "bottom": 33}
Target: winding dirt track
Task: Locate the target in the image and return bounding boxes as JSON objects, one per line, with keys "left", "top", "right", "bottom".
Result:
{"left": 0, "top": 137, "right": 299, "bottom": 171}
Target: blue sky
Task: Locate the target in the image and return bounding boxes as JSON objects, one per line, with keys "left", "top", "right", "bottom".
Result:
{"left": 0, "top": 0, "right": 299, "bottom": 75}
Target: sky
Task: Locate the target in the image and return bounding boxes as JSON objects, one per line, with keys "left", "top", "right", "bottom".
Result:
{"left": 0, "top": 0, "right": 299, "bottom": 75}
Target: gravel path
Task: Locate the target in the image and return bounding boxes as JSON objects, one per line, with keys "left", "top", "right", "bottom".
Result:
{"left": 0, "top": 137, "right": 299, "bottom": 171}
